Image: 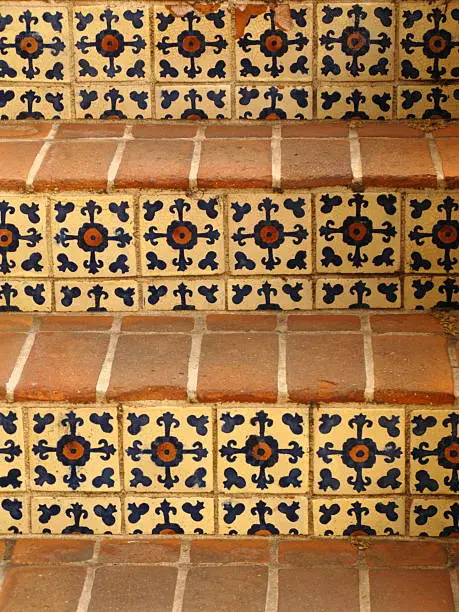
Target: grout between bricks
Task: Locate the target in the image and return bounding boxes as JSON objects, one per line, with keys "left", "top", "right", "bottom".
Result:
{"left": 76, "top": 539, "right": 101, "bottom": 612}
{"left": 264, "top": 539, "right": 279, "bottom": 612}
{"left": 95, "top": 316, "right": 122, "bottom": 402}
{"left": 358, "top": 549, "right": 372, "bottom": 612}
{"left": 425, "top": 132, "right": 446, "bottom": 189}
{"left": 106, "top": 125, "right": 132, "bottom": 192}
{"left": 362, "top": 313, "right": 375, "bottom": 403}
{"left": 171, "top": 540, "right": 191, "bottom": 612}
{"left": 5, "top": 316, "right": 41, "bottom": 403}
{"left": 187, "top": 313, "right": 205, "bottom": 402}
{"left": 25, "top": 123, "right": 59, "bottom": 192}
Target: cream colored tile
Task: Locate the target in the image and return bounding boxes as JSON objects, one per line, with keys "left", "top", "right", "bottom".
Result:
{"left": 31, "top": 496, "right": 121, "bottom": 534}
{"left": 315, "top": 277, "right": 401, "bottom": 308}
{"left": 0, "top": 85, "right": 71, "bottom": 119}
{"left": 55, "top": 280, "right": 138, "bottom": 312}
{"left": 0, "top": 496, "right": 28, "bottom": 534}
{"left": 0, "top": 408, "right": 25, "bottom": 491}
{"left": 0, "top": 280, "right": 51, "bottom": 312}
{"left": 228, "top": 277, "right": 312, "bottom": 310}
{"left": 410, "top": 498, "right": 459, "bottom": 537}
{"left": 155, "top": 85, "right": 231, "bottom": 119}
{"left": 397, "top": 85, "right": 458, "bottom": 120}
{"left": 74, "top": 84, "right": 151, "bottom": 119}
{"left": 317, "top": 85, "right": 393, "bottom": 119}
{"left": 142, "top": 279, "right": 225, "bottom": 311}
{"left": 125, "top": 497, "right": 214, "bottom": 534}
{"left": 404, "top": 276, "right": 458, "bottom": 310}
{"left": 237, "top": 85, "right": 312, "bottom": 119}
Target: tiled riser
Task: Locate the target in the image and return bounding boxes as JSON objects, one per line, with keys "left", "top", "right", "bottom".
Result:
{"left": 0, "top": 404, "right": 457, "bottom": 536}
{"left": 0, "top": 3, "right": 456, "bottom": 120}
{"left": 0, "top": 190, "right": 457, "bottom": 311}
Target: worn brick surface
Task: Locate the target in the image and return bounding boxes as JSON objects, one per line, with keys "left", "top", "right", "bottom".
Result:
{"left": 99, "top": 540, "right": 180, "bottom": 564}
{"left": 436, "top": 138, "right": 459, "bottom": 187}
{"left": 55, "top": 124, "right": 125, "bottom": 139}
{"left": 0, "top": 315, "right": 33, "bottom": 332}
{"left": 432, "top": 125, "right": 459, "bottom": 138}
{"left": 0, "top": 124, "right": 52, "bottom": 139}
{"left": 357, "top": 124, "right": 425, "bottom": 138}
{"left": 369, "top": 314, "right": 444, "bottom": 334}
{"left": 282, "top": 122, "right": 349, "bottom": 138}
{"left": 365, "top": 542, "right": 447, "bottom": 567}
{"left": 206, "top": 125, "right": 271, "bottom": 138}
{"left": 12, "top": 539, "right": 94, "bottom": 564}
{"left": 121, "top": 315, "right": 194, "bottom": 333}
{"left": 0, "top": 142, "right": 42, "bottom": 190}
{"left": 287, "top": 314, "right": 361, "bottom": 332}
{"left": 278, "top": 541, "right": 358, "bottom": 567}
{"left": 132, "top": 125, "right": 197, "bottom": 138}
{"left": 0, "top": 333, "right": 26, "bottom": 400}
{"left": 190, "top": 540, "right": 269, "bottom": 564}
{"left": 206, "top": 314, "right": 277, "bottom": 331}
{"left": 39, "top": 315, "right": 113, "bottom": 331}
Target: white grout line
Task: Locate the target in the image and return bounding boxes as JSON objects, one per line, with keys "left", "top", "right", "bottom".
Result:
{"left": 171, "top": 540, "right": 191, "bottom": 612}
{"left": 76, "top": 541, "right": 100, "bottom": 612}
{"left": 449, "top": 566, "right": 459, "bottom": 612}
{"left": 187, "top": 314, "right": 205, "bottom": 403}
{"left": 447, "top": 337, "right": 459, "bottom": 404}
{"left": 349, "top": 127, "right": 363, "bottom": 189}
{"left": 277, "top": 314, "right": 288, "bottom": 403}
{"left": 271, "top": 125, "right": 281, "bottom": 190}
{"left": 25, "top": 123, "right": 58, "bottom": 190}
{"left": 359, "top": 566, "right": 371, "bottom": 612}
{"left": 362, "top": 313, "right": 375, "bottom": 402}
{"left": 189, "top": 126, "right": 206, "bottom": 191}
{"left": 96, "top": 317, "right": 122, "bottom": 402}
{"left": 264, "top": 540, "right": 279, "bottom": 612}
{"left": 5, "top": 317, "right": 40, "bottom": 402}
{"left": 425, "top": 132, "right": 445, "bottom": 188}
{"left": 106, "top": 125, "right": 132, "bottom": 191}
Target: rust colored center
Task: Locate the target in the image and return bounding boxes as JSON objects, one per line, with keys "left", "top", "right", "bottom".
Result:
{"left": 438, "top": 224, "right": 457, "bottom": 245}
{"left": 348, "top": 221, "right": 367, "bottom": 241}
{"left": 350, "top": 530, "right": 367, "bottom": 536}
{"left": 156, "top": 441, "right": 177, "bottom": 462}
{"left": 347, "top": 32, "right": 365, "bottom": 50}
{"left": 429, "top": 35, "right": 447, "bottom": 53}
{"left": 259, "top": 225, "right": 280, "bottom": 244}
{"left": 101, "top": 34, "right": 120, "bottom": 53}
{"left": 20, "top": 36, "right": 39, "bottom": 54}
{"left": 348, "top": 444, "right": 370, "bottom": 463}
{"left": 159, "top": 528, "right": 177, "bottom": 534}
{"left": 264, "top": 113, "right": 279, "bottom": 121}
{"left": 182, "top": 35, "right": 202, "bottom": 53}
{"left": 62, "top": 440, "right": 85, "bottom": 461}
{"left": 0, "top": 229, "right": 13, "bottom": 248}
{"left": 83, "top": 227, "right": 104, "bottom": 247}
{"left": 253, "top": 529, "right": 271, "bottom": 536}
{"left": 265, "top": 34, "right": 283, "bottom": 52}
{"left": 444, "top": 443, "right": 459, "bottom": 464}
{"left": 251, "top": 441, "right": 272, "bottom": 461}
{"left": 172, "top": 225, "right": 192, "bottom": 245}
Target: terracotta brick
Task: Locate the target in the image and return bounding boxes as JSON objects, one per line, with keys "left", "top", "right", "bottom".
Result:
{"left": 12, "top": 539, "right": 94, "bottom": 564}
{"left": 0, "top": 142, "right": 42, "bottom": 190}
{"left": 206, "top": 314, "right": 277, "bottom": 331}
{"left": 34, "top": 141, "right": 117, "bottom": 191}
{"left": 373, "top": 334, "right": 454, "bottom": 404}
{"left": 370, "top": 569, "right": 454, "bottom": 612}
{"left": 39, "top": 315, "right": 113, "bottom": 331}
{"left": 0, "top": 124, "right": 52, "bottom": 139}
{"left": 55, "top": 123, "right": 125, "bottom": 139}
{"left": 278, "top": 541, "right": 358, "bottom": 567}
{"left": 0, "top": 333, "right": 27, "bottom": 400}
{"left": 288, "top": 314, "right": 361, "bottom": 332}
{"left": 0, "top": 315, "right": 33, "bottom": 331}
{"left": 198, "top": 139, "right": 272, "bottom": 188}
{"left": 370, "top": 314, "right": 444, "bottom": 334}
{"left": 190, "top": 540, "right": 269, "bottom": 564}
{"left": 436, "top": 138, "right": 459, "bottom": 187}
{"left": 132, "top": 124, "right": 197, "bottom": 138}
{"left": 99, "top": 539, "right": 180, "bottom": 564}
{"left": 282, "top": 122, "right": 349, "bottom": 138}
{"left": 360, "top": 138, "right": 436, "bottom": 187}
{"left": 15, "top": 332, "right": 109, "bottom": 402}
{"left": 0, "top": 540, "right": 6, "bottom": 560}
{"left": 115, "top": 140, "right": 193, "bottom": 189}
{"left": 107, "top": 333, "right": 190, "bottom": 401}
{"left": 206, "top": 125, "right": 271, "bottom": 138}
{"left": 121, "top": 315, "right": 194, "bottom": 333}
{"left": 365, "top": 541, "right": 447, "bottom": 567}
{"left": 287, "top": 333, "right": 365, "bottom": 403}
{"left": 197, "top": 332, "right": 278, "bottom": 403}
{"left": 357, "top": 123, "right": 425, "bottom": 138}
{"left": 281, "top": 139, "right": 352, "bottom": 188}
{"left": 432, "top": 124, "right": 459, "bottom": 138}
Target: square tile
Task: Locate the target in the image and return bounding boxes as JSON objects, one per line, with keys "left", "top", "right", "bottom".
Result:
{"left": 404, "top": 276, "right": 458, "bottom": 310}
{"left": 229, "top": 193, "right": 311, "bottom": 274}
{"left": 31, "top": 496, "right": 121, "bottom": 534}
{"left": 0, "top": 409, "right": 25, "bottom": 491}
{"left": 317, "top": 3, "right": 394, "bottom": 80}
{"left": 0, "top": 280, "right": 51, "bottom": 312}
{"left": 317, "top": 85, "right": 393, "bottom": 119}
{"left": 155, "top": 85, "right": 230, "bottom": 119}
{"left": 0, "top": 6, "right": 69, "bottom": 82}
{"left": 74, "top": 84, "right": 151, "bottom": 119}
{"left": 52, "top": 196, "right": 136, "bottom": 278}
{"left": 316, "top": 192, "right": 401, "bottom": 273}
{"left": 235, "top": 5, "right": 312, "bottom": 81}
{"left": 315, "top": 277, "right": 401, "bottom": 309}
{"left": 410, "top": 498, "right": 459, "bottom": 537}
{"left": 218, "top": 407, "right": 309, "bottom": 493}
{"left": 154, "top": 5, "right": 230, "bottom": 82}
{"left": 0, "top": 85, "right": 71, "bottom": 119}
{"left": 405, "top": 192, "right": 458, "bottom": 275}
{"left": 142, "top": 279, "right": 225, "bottom": 311}
{"left": 0, "top": 196, "right": 49, "bottom": 277}
{"left": 313, "top": 498, "right": 405, "bottom": 536}
{"left": 219, "top": 497, "right": 308, "bottom": 535}
{"left": 228, "top": 277, "right": 312, "bottom": 310}
{"left": 73, "top": 5, "right": 150, "bottom": 81}
{"left": 29, "top": 407, "right": 120, "bottom": 492}
{"left": 237, "top": 85, "right": 312, "bottom": 119}
{"left": 410, "top": 410, "right": 459, "bottom": 495}
{"left": 140, "top": 194, "right": 224, "bottom": 276}
{"left": 397, "top": 85, "right": 458, "bottom": 120}
{"left": 314, "top": 407, "right": 405, "bottom": 494}
{"left": 399, "top": 4, "right": 458, "bottom": 81}
{"left": 55, "top": 280, "right": 138, "bottom": 312}
{"left": 0, "top": 496, "right": 28, "bottom": 534}
{"left": 125, "top": 497, "right": 214, "bottom": 534}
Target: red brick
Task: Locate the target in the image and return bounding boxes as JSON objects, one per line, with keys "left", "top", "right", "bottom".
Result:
{"left": 197, "top": 332, "right": 278, "bottom": 402}
{"left": 206, "top": 125, "right": 271, "bottom": 138}
{"left": 436, "top": 138, "right": 459, "bottom": 187}
{"left": 0, "top": 540, "right": 6, "bottom": 560}
{"left": 132, "top": 124, "right": 197, "bottom": 138}
{"left": 288, "top": 314, "right": 361, "bottom": 332}
{"left": 115, "top": 140, "right": 193, "bottom": 189}
{"left": 39, "top": 315, "right": 113, "bottom": 331}
{"left": 365, "top": 541, "right": 447, "bottom": 567}
{"left": 198, "top": 139, "right": 272, "bottom": 188}
{"left": 0, "top": 142, "right": 42, "bottom": 190}
{"left": 121, "top": 315, "right": 194, "bottom": 332}
{"left": 282, "top": 122, "right": 349, "bottom": 138}
{"left": 55, "top": 123, "right": 125, "bottom": 139}
{"left": 357, "top": 123, "right": 425, "bottom": 138}
{"left": 107, "top": 333, "right": 190, "bottom": 401}
{"left": 206, "top": 314, "right": 277, "bottom": 331}
{"left": 0, "top": 315, "right": 33, "bottom": 331}
{"left": 287, "top": 333, "right": 365, "bottom": 403}
{"left": 0, "top": 333, "right": 27, "bottom": 400}
{"left": 12, "top": 539, "right": 94, "bottom": 564}
{"left": 190, "top": 540, "right": 269, "bottom": 564}
{"left": 370, "top": 314, "right": 444, "bottom": 334}
{"left": 432, "top": 124, "right": 459, "bottom": 138}
{"left": 0, "top": 124, "right": 52, "bottom": 139}
{"left": 99, "top": 539, "right": 180, "bottom": 564}
{"left": 15, "top": 332, "right": 109, "bottom": 402}
{"left": 281, "top": 139, "right": 352, "bottom": 188}
{"left": 279, "top": 540, "right": 358, "bottom": 566}
{"left": 373, "top": 334, "right": 454, "bottom": 404}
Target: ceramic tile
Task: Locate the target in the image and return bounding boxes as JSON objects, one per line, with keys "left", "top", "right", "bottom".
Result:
{"left": 405, "top": 192, "right": 458, "bottom": 275}
{"left": 410, "top": 498, "right": 459, "bottom": 537}
{"left": 0, "top": 85, "right": 71, "bottom": 119}
{"left": 235, "top": 5, "right": 312, "bottom": 82}
{"left": 52, "top": 196, "right": 136, "bottom": 278}
{"left": 29, "top": 407, "right": 120, "bottom": 492}
{"left": 124, "top": 407, "right": 213, "bottom": 492}
{"left": 228, "top": 277, "right": 312, "bottom": 310}
{"left": 0, "top": 409, "right": 25, "bottom": 491}
{"left": 314, "top": 407, "right": 405, "bottom": 495}
{"left": 397, "top": 85, "right": 458, "bottom": 120}
{"left": 140, "top": 194, "right": 224, "bottom": 276}
{"left": 0, "top": 280, "right": 51, "bottom": 312}
{"left": 316, "top": 192, "right": 400, "bottom": 274}
{"left": 73, "top": 5, "right": 150, "bottom": 81}
{"left": 0, "top": 6, "right": 69, "bottom": 82}
{"left": 155, "top": 85, "right": 231, "bottom": 119}
{"left": 55, "top": 280, "right": 138, "bottom": 312}
{"left": 142, "top": 279, "right": 225, "bottom": 311}
{"left": 315, "top": 277, "right": 401, "bottom": 309}
{"left": 229, "top": 193, "right": 311, "bottom": 274}
{"left": 154, "top": 5, "right": 230, "bottom": 82}
{"left": 219, "top": 496, "right": 308, "bottom": 535}
{"left": 313, "top": 497, "right": 405, "bottom": 536}
{"left": 74, "top": 84, "right": 151, "bottom": 119}
{"left": 410, "top": 410, "right": 459, "bottom": 495}
{"left": 0, "top": 196, "right": 49, "bottom": 277}
{"left": 404, "top": 276, "right": 458, "bottom": 310}
{"left": 125, "top": 497, "right": 214, "bottom": 534}
{"left": 237, "top": 85, "right": 312, "bottom": 119}
{"left": 31, "top": 496, "right": 121, "bottom": 534}
{"left": 217, "top": 407, "right": 309, "bottom": 493}
{"left": 317, "top": 85, "right": 393, "bottom": 119}
{"left": 399, "top": 4, "right": 458, "bottom": 81}
{"left": 0, "top": 496, "right": 28, "bottom": 534}
{"left": 317, "top": 3, "right": 394, "bottom": 81}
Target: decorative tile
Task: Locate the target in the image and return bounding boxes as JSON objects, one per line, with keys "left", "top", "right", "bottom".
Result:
{"left": 405, "top": 193, "right": 458, "bottom": 275}
{"left": 0, "top": 85, "right": 70, "bottom": 119}
{"left": 155, "top": 85, "right": 230, "bottom": 119}
{"left": 55, "top": 280, "right": 138, "bottom": 312}
{"left": 410, "top": 410, "right": 459, "bottom": 495}
{"left": 315, "top": 277, "right": 401, "bottom": 309}
{"left": 317, "top": 3, "right": 394, "bottom": 80}
{"left": 140, "top": 194, "right": 224, "bottom": 276}
{"left": 0, "top": 196, "right": 48, "bottom": 277}
{"left": 142, "top": 279, "right": 225, "bottom": 311}
{"left": 29, "top": 408, "right": 120, "bottom": 492}
{"left": 229, "top": 193, "right": 311, "bottom": 275}
{"left": 73, "top": 5, "right": 150, "bottom": 81}
{"left": 31, "top": 496, "right": 121, "bottom": 534}
{"left": 313, "top": 498, "right": 405, "bottom": 536}
{"left": 219, "top": 497, "right": 308, "bottom": 535}
{"left": 397, "top": 85, "right": 458, "bottom": 120}
{"left": 0, "top": 280, "right": 51, "bottom": 312}
{"left": 237, "top": 85, "right": 312, "bottom": 119}
{"left": 399, "top": 5, "right": 458, "bottom": 81}
{"left": 0, "top": 409, "right": 25, "bottom": 491}
{"left": 314, "top": 408, "right": 405, "bottom": 494}
{"left": 0, "top": 496, "right": 28, "bottom": 534}
{"left": 404, "top": 276, "right": 458, "bottom": 310}
{"left": 0, "top": 7, "right": 69, "bottom": 82}
{"left": 317, "top": 85, "right": 393, "bottom": 119}
{"left": 235, "top": 5, "right": 312, "bottom": 81}
{"left": 75, "top": 84, "right": 151, "bottom": 119}
{"left": 410, "top": 499, "right": 459, "bottom": 537}
{"left": 218, "top": 407, "right": 309, "bottom": 493}
{"left": 228, "top": 277, "right": 312, "bottom": 310}
{"left": 124, "top": 408, "right": 213, "bottom": 492}
{"left": 316, "top": 192, "right": 400, "bottom": 273}
{"left": 125, "top": 497, "right": 214, "bottom": 534}
{"left": 154, "top": 5, "right": 230, "bottom": 82}
{"left": 52, "top": 196, "right": 136, "bottom": 278}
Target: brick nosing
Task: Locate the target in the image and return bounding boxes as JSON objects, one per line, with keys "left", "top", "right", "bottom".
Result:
{"left": 26, "top": 124, "right": 58, "bottom": 190}
{"left": 189, "top": 126, "right": 206, "bottom": 191}
{"left": 349, "top": 127, "right": 363, "bottom": 189}
{"left": 425, "top": 133, "right": 445, "bottom": 188}
{"left": 271, "top": 125, "right": 281, "bottom": 191}
{"left": 5, "top": 317, "right": 40, "bottom": 402}
{"left": 95, "top": 317, "right": 122, "bottom": 403}
{"left": 187, "top": 315, "right": 205, "bottom": 403}
{"left": 107, "top": 125, "right": 132, "bottom": 191}
{"left": 362, "top": 313, "right": 375, "bottom": 403}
